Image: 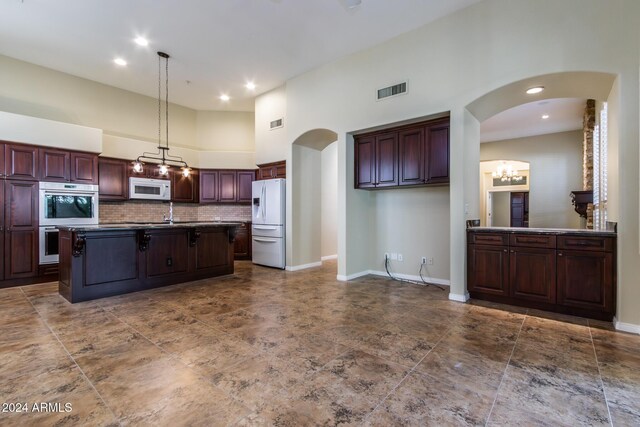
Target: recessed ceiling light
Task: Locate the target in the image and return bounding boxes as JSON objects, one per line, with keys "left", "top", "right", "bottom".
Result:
{"left": 114, "top": 58, "right": 127, "bottom": 66}
{"left": 541, "top": 114, "right": 550, "bottom": 119}
{"left": 134, "top": 36, "right": 149, "bottom": 47}
{"left": 220, "top": 94, "right": 230, "bottom": 101}
{"left": 526, "top": 86, "right": 544, "bottom": 95}
{"left": 245, "top": 82, "right": 256, "bottom": 90}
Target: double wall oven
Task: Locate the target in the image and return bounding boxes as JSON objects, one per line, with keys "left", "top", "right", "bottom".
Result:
{"left": 39, "top": 182, "right": 99, "bottom": 264}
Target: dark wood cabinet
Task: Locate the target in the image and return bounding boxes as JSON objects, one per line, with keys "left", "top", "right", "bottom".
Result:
{"left": 557, "top": 235, "right": 615, "bottom": 314}
{"left": 70, "top": 152, "right": 98, "bottom": 184}
{"left": 355, "top": 117, "right": 449, "bottom": 189}
{"left": 399, "top": 127, "right": 425, "bottom": 186}
{"left": 5, "top": 143, "right": 38, "bottom": 181}
{"left": 200, "top": 169, "right": 254, "bottom": 203}
{"left": 98, "top": 157, "right": 129, "bottom": 201}
{"left": 219, "top": 171, "right": 237, "bottom": 203}
{"left": 233, "top": 222, "right": 252, "bottom": 260}
{"left": 4, "top": 180, "right": 38, "bottom": 279}
{"left": 510, "top": 192, "right": 529, "bottom": 228}
{"left": 509, "top": 247, "right": 556, "bottom": 303}
{"left": 425, "top": 120, "right": 450, "bottom": 184}
{"left": 0, "top": 143, "right": 5, "bottom": 178}
{"left": 355, "top": 136, "right": 376, "bottom": 188}
{"left": 171, "top": 169, "right": 199, "bottom": 203}
{"left": 237, "top": 171, "right": 254, "bottom": 203}
{"left": 256, "top": 161, "right": 285, "bottom": 180}
{"left": 39, "top": 148, "right": 70, "bottom": 182}
{"left": 467, "top": 243, "right": 510, "bottom": 297}
{"left": 200, "top": 170, "right": 219, "bottom": 203}
{"left": 128, "top": 164, "right": 171, "bottom": 180}
{"left": 467, "top": 229, "right": 616, "bottom": 321}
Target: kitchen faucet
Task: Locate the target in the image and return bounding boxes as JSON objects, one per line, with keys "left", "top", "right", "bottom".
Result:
{"left": 163, "top": 202, "right": 174, "bottom": 224}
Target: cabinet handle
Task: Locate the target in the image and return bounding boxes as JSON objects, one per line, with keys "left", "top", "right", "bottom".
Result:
{"left": 503, "top": 249, "right": 507, "bottom": 253}
{"left": 558, "top": 253, "right": 563, "bottom": 256}
{"left": 510, "top": 250, "right": 515, "bottom": 253}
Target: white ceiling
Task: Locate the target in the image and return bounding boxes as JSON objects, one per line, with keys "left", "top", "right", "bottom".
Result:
{"left": 480, "top": 98, "right": 586, "bottom": 143}
{"left": 0, "top": 0, "right": 481, "bottom": 112}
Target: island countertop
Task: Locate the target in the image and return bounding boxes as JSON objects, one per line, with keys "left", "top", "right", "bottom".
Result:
{"left": 57, "top": 221, "right": 243, "bottom": 232}
{"left": 468, "top": 226, "right": 616, "bottom": 237}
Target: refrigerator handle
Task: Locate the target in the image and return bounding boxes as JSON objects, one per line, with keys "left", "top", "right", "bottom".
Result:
{"left": 262, "top": 182, "right": 266, "bottom": 220}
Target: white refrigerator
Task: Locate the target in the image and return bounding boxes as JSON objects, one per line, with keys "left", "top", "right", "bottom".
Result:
{"left": 251, "top": 179, "right": 285, "bottom": 269}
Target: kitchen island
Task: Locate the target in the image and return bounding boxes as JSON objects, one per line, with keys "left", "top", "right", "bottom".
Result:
{"left": 467, "top": 227, "right": 617, "bottom": 320}
{"left": 58, "top": 222, "right": 240, "bottom": 303}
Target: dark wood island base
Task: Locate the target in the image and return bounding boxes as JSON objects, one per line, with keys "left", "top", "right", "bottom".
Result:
{"left": 58, "top": 223, "right": 240, "bottom": 303}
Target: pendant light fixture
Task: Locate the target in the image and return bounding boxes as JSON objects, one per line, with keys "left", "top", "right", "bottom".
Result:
{"left": 132, "top": 51, "right": 191, "bottom": 177}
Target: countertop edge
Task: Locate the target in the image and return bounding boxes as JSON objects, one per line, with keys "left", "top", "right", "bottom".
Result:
{"left": 467, "top": 227, "right": 617, "bottom": 237}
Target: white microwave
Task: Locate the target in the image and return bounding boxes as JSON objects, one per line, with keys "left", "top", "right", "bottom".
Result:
{"left": 129, "top": 177, "right": 171, "bottom": 200}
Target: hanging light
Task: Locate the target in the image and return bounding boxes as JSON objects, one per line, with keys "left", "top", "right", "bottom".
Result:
{"left": 132, "top": 51, "right": 191, "bottom": 177}
{"left": 492, "top": 162, "right": 523, "bottom": 182}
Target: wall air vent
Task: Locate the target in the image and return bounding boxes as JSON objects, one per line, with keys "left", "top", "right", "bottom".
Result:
{"left": 269, "top": 118, "right": 284, "bottom": 130}
{"left": 376, "top": 81, "right": 408, "bottom": 101}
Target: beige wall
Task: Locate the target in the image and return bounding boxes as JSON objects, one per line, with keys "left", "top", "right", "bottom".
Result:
{"left": 0, "top": 54, "right": 256, "bottom": 169}
{"left": 480, "top": 131, "right": 583, "bottom": 229}
{"left": 254, "top": 0, "right": 640, "bottom": 327}
{"left": 321, "top": 142, "right": 338, "bottom": 258}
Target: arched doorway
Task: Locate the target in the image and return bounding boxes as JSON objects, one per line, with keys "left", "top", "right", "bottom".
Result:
{"left": 289, "top": 128, "right": 338, "bottom": 270}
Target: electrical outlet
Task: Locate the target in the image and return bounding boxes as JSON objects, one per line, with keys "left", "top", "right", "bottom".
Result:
{"left": 421, "top": 257, "right": 427, "bottom": 264}
{"left": 398, "top": 254, "right": 403, "bottom": 262}
{"left": 391, "top": 253, "right": 398, "bottom": 260}
{"left": 428, "top": 257, "right": 434, "bottom": 265}
{"left": 214, "top": 216, "right": 221, "bottom": 221}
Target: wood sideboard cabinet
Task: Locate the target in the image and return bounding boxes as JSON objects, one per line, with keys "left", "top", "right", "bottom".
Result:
{"left": 467, "top": 228, "right": 616, "bottom": 321}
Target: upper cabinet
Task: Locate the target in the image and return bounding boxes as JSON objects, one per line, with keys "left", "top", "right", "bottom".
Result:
{"left": 98, "top": 157, "right": 129, "bottom": 201}
{"left": 70, "top": 152, "right": 98, "bottom": 184}
{"left": 171, "top": 168, "right": 199, "bottom": 203}
{"left": 39, "top": 148, "right": 70, "bottom": 182}
{"left": 6, "top": 143, "right": 38, "bottom": 181}
{"left": 199, "top": 169, "right": 254, "bottom": 203}
{"left": 256, "top": 160, "right": 286, "bottom": 181}
{"left": 355, "top": 117, "right": 450, "bottom": 189}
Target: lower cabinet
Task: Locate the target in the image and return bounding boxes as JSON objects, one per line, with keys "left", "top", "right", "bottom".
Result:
{"left": 233, "top": 222, "right": 252, "bottom": 260}
{"left": 467, "top": 230, "right": 616, "bottom": 320}
{"left": 4, "top": 180, "right": 38, "bottom": 280}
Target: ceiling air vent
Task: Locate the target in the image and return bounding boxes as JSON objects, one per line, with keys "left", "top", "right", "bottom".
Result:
{"left": 376, "top": 81, "right": 408, "bottom": 101}
{"left": 270, "top": 118, "right": 284, "bottom": 130}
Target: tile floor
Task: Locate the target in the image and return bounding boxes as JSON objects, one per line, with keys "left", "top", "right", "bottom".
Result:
{"left": 1, "top": 260, "right": 639, "bottom": 426}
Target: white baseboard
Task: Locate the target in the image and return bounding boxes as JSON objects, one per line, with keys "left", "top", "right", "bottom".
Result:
{"left": 448, "top": 292, "right": 470, "bottom": 303}
{"left": 285, "top": 261, "right": 322, "bottom": 272}
{"left": 336, "top": 270, "right": 370, "bottom": 281}
{"left": 614, "top": 317, "right": 640, "bottom": 334}
{"left": 368, "top": 270, "right": 450, "bottom": 287}
{"left": 321, "top": 254, "right": 338, "bottom": 261}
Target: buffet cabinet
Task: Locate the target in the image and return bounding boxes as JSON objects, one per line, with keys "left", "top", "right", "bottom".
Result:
{"left": 467, "top": 229, "right": 616, "bottom": 320}
{"left": 354, "top": 117, "right": 449, "bottom": 189}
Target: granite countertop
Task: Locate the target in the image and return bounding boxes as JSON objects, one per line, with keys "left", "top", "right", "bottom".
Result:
{"left": 468, "top": 226, "right": 617, "bottom": 236}
{"left": 58, "top": 221, "right": 243, "bottom": 232}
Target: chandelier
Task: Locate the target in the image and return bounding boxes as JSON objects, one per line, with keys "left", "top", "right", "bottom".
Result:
{"left": 492, "top": 162, "right": 523, "bottom": 182}
{"left": 132, "top": 51, "right": 191, "bottom": 177}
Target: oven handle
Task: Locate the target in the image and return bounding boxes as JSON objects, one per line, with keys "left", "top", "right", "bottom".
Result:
{"left": 42, "top": 191, "right": 97, "bottom": 197}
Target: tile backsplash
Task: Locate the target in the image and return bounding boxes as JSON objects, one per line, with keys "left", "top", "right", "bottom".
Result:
{"left": 100, "top": 201, "right": 252, "bottom": 223}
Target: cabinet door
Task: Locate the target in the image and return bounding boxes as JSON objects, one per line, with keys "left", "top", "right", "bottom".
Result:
{"left": 425, "top": 121, "right": 449, "bottom": 184}
{"left": 398, "top": 127, "right": 425, "bottom": 186}
{"left": 467, "top": 244, "right": 509, "bottom": 297}
{"left": 274, "top": 162, "right": 286, "bottom": 179}
{"left": 375, "top": 132, "right": 398, "bottom": 187}
{"left": 0, "top": 186, "right": 3, "bottom": 279}
{"left": 0, "top": 142, "right": 5, "bottom": 177}
{"left": 5, "top": 144, "right": 38, "bottom": 180}
{"left": 172, "top": 169, "right": 198, "bottom": 203}
{"left": 39, "top": 148, "right": 70, "bottom": 182}
{"left": 234, "top": 224, "right": 251, "bottom": 259}
{"left": 218, "top": 170, "right": 237, "bottom": 203}
{"left": 199, "top": 170, "right": 219, "bottom": 203}
{"left": 70, "top": 152, "right": 98, "bottom": 184}
{"left": 557, "top": 250, "right": 614, "bottom": 313}
{"left": 98, "top": 158, "right": 129, "bottom": 201}
{"left": 509, "top": 247, "right": 556, "bottom": 303}
{"left": 236, "top": 170, "right": 255, "bottom": 203}
{"left": 4, "top": 180, "right": 38, "bottom": 279}
{"left": 355, "top": 135, "right": 376, "bottom": 188}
